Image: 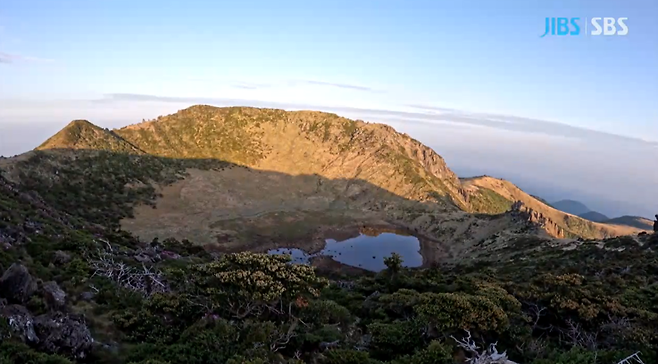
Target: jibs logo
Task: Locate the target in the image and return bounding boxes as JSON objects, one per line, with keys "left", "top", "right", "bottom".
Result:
{"left": 540, "top": 17, "right": 629, "bottom": 37}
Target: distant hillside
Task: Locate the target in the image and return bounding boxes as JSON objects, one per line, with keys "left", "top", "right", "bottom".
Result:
{"left": 550, "top": 198, "right": 651, "bottom": 230}
{"left": 603, "top": 215, "right": 654, "bottom": 230}
{"left": 578, "top": 210, "right": 609, "bottom": 222}
{"left": 551, "top": 199, "right": 591, "bottom": 216}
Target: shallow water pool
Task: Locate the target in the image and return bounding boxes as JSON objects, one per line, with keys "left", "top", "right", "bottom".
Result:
{"left": 268, "top": 231, "right": 422, "bottom": 272}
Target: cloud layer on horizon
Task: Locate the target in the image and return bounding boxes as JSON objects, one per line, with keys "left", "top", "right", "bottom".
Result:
{"left": 224, "top": 80, "right": 382, "bottom": 93}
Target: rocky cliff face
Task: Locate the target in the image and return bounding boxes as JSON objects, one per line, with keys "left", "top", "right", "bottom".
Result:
{"left": 510, "top": 200, "right": 565, "bottom": 238}
{"left": 405, "top": 137, "right": 461, "bottom": 184}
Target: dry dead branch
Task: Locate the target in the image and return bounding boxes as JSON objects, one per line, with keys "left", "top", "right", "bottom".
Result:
{"left": 87, "top": 242, "right": 169, "bottom": 296}
{"left": 451, "top": 330, "right": 518, "bottom": 364}
{"left": 617, "top": 352, "right": 645, "bottom": 364}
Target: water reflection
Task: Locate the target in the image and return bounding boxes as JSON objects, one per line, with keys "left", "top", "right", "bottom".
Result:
{"left": 268, "top": 232, "right": 422, "bottom": 272}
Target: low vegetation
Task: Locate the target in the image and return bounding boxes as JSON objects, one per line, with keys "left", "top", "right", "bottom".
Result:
{"left": 466, "top": 188, "right": 513, "bottom": 214}
{"left": 1, "top": 106, "right": 655, "bottom": 363}
{"left": 3, "top": 152, "right": 658, "bottom": 363}
{"left": 10, "top": 150, "right": 228, "bottom": 229}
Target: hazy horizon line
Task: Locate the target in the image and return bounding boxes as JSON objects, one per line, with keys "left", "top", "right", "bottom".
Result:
{"left": 1, "top": 93, "right": 652, "bottom": 149}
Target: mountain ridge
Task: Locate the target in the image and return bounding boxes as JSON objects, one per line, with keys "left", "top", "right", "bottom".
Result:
{"left": 460, "top": 176, "right": 641, "bottom": 238}
{"left": 21, "top": 105, "right": 647, "bottom": 242}
{"left": 37, "top": 106, "right": 466, "bottom": 207}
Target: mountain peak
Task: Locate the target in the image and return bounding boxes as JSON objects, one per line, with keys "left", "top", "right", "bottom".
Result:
{"left": 60, "top": 119, "right": 105, "bottom": 138}
{"left": 37, "top": 119, "right": 142, "bottom": 153}
{"left": 67, "top": 119, "right": 97, "bottom": 127}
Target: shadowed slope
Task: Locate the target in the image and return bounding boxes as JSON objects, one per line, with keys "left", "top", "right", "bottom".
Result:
{"left": 2, "top": 148, "right": 658, "bottom": 363}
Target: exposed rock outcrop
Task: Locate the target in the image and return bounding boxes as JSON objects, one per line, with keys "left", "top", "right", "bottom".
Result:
{"left": 1, "top": 304, "right": 39, "bottom": 343}
{"left": 509, "top": 200, "right": 565, "bottom": 238}
{"left": 0, "top": 263, "right": 94, "bottom": 359}
{"left": 33, "top": 312, "right": 94, "bottom": 359}
{"left": 42, "top": 281, "right": 67, "bottom": 310}
{"left": 0, "top": 263, "right": 38, "bottom": 304}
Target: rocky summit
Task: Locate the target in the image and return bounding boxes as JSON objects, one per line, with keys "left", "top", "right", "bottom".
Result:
{"left": 0, "top": 105, "right": 655, "bottom": 363}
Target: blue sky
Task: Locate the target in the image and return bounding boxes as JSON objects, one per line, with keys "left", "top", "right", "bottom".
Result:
{"left": 1, "top": 0, "right": 658, "bottom": 217}
{"left": 1, "top": 0, "right": 656, "bottom": 137}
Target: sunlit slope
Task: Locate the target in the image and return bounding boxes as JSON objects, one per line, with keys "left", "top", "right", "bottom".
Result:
{"left": 461, "top": 176, "right": 646, "bottom": 238}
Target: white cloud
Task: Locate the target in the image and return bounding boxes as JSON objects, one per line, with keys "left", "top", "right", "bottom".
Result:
{"left": 0, "top": 51, "right": 53, "bottom": 64}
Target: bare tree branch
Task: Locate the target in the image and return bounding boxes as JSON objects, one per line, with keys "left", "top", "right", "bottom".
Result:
{"left": 560, "top": 319, "right": 598, "bottom": 351}
{"left": 451, "top": 330, "right": 518, "bottom": 364}
{"left": 617, "top": 352, "right": 645, "bottom": 364}
{"left": 269, "top": 319, "right": 298, "bottom": 352}
{"left": 87, "top": 242, "right": 169, "bottom": 296}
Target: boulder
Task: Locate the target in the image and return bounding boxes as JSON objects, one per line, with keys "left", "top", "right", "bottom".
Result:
{"left": 319, "top": 340, "right": 340, "bottom": 351}
{"left": 161, "top": 250, "right": 181, "bottom": 260}
{"left": 134, "top": 253, "right": 151, "bottom": 263}
{"left": 79, "top": 291, "right": 95, "bottom": 302}
{"left": 42, "top": 281, "right": 67, "bottom": 310}
{"left": 0, "top": 304, "right": 39, "bottom": 343}
{"left": 34, "top": 312, "right": 94, "bottom": 359}
{"left": 0, "top": 263, "right": 38, "bottom": 304}
{"left": 53, "top": 250, "right": 72, "bottom": 265}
